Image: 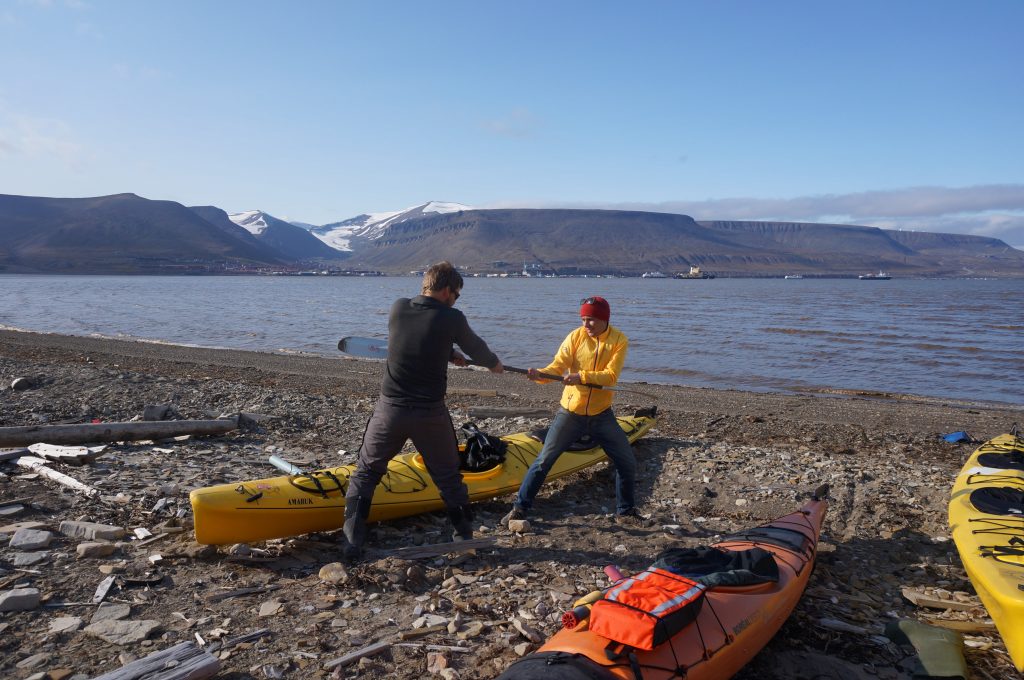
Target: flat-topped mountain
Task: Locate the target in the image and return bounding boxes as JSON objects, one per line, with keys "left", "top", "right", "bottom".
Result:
{"left": 344, "top": 209, "right": 1024, "bottom": 277}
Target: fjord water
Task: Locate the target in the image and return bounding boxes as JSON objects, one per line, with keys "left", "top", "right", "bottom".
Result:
{"left": 1, "top": 275, "right": 1021, "bottom": 406}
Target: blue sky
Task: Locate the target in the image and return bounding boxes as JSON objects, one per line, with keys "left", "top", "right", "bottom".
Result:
{"left": 2, "top": 1, "right": 1023, "bottom": 247}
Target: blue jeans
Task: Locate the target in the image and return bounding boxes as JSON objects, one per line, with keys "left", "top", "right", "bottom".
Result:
{"left": 515, "top": 407, "right": 637, "bottom": 515}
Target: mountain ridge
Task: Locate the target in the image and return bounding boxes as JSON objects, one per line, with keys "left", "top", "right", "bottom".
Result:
{"left": 1, "top": 193, "right": 1021, "bottom": 276}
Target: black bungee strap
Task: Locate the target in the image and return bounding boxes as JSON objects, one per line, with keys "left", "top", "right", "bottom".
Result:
{"left": 979, "top": 537, "right": 1024, "bottom": 567}
{"left": 966, "top": 473, "right": 1024, "bottom": 487}
{"left": 969, "top": 516, "right": 1024, "bottom": 538}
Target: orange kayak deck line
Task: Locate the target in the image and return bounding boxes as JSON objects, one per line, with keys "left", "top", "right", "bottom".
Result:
{"left": 498, "top": 497, "right": 827, "bottom": 680}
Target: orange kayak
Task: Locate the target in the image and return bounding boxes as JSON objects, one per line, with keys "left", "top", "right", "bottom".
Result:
{"left": 497, "top": 493, "right": 828, "bottom": 680}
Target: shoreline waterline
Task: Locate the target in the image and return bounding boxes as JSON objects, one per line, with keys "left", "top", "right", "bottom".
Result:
{"left": 2, "top": 327, "right": 1021, "bottom": 412}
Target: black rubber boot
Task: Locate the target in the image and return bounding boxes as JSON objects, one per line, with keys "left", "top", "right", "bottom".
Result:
{"left": 447, "top": 504, "right": 474, "bottom": 541}
{"left": 342, "top": 496, "right": 372, "bottom": 560}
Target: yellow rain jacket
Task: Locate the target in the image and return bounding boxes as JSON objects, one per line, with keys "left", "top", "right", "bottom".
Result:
{"left": 538, "top": 324, "right": 629, "bottom": 416}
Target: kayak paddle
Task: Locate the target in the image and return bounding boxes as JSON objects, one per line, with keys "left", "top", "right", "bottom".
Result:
{"left": 337, "top": 335, "right": 655, "bottom": 396}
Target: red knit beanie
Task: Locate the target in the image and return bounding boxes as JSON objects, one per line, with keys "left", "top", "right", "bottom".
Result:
{"left": 579, "top": 296, "right": 610, "bottom": 322}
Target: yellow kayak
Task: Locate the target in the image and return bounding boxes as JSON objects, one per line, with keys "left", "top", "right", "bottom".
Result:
{"left": 948, "top": 432, "right": 1024, "bottom": 671}
{"left": 190, "top": 410, "right": 656, "bottom": 545}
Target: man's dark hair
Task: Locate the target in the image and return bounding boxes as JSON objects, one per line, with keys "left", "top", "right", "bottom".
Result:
{"left": 422, "top": 261, "right": 464, "bottom": 294}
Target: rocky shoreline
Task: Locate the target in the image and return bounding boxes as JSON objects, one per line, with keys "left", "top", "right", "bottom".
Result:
{"left": 1, "top": 329, "right": 1022, "bottom": 679}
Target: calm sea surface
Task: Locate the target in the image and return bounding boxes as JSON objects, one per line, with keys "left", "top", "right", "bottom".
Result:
{"left": 1, "top": 275, "right": 1022, "bottom": 406}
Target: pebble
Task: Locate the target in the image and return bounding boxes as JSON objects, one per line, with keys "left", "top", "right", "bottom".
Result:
{"left": 2, "top": 333, "right": 1020, "bottom": 679}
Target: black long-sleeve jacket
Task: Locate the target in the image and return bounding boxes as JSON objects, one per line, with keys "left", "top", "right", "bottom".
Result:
{"left": 381, "top": 295, "right": 498, "bottom": 405}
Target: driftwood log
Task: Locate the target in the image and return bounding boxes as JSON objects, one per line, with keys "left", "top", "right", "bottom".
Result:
{"left": 385, "top": 537, "right": 496, "bottom": 559}
{"left": 16, "top": 457, "right": 100, "bottom": 498}
{"left": 0, "top": 418, "right": 238, "bottom": 447}
{"left": 323, "top": 640, "right": 391, "bottom": 670}
{"left": 89, "top": 641, "right": 220, "bottom": 680}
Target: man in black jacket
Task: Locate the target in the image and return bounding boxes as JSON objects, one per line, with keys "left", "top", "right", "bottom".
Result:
{"left": 343, "top": 261, "right": 504, "bottom": 559}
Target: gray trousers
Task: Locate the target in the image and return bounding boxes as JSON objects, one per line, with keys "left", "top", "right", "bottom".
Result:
{"left": 346, "top": 398, "right": 469, "bottom": 508}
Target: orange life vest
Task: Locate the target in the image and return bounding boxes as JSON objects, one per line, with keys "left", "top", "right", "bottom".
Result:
{"left": 589, "top": 567, "right": 707, "bottom": 651}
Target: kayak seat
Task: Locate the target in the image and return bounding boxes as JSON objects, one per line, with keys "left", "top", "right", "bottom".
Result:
{"left": 720, "top": 526, "right": 811, "bottom": 554}
{"left": 977, "top": 451, "right": 1024, "bottom": 472}
{"left": 651, "top": 545, "right": 779, "bottom": 589}
{"left": 969, "top": 486, "right": 1024, "bottom": 515}
{"left": 494, "top": 651, "right": 615, "bottom": 680}
{"left": 528, "top": 429, "right": 597, "bottom": 452}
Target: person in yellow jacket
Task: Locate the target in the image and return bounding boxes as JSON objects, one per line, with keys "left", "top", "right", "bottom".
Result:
{"left": 502, "top": 296, "right": 643, "bottom": 525}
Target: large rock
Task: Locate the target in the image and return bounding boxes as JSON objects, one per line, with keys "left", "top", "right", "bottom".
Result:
{"left": 9, "top": 528, "right": 53, "bottom": 551}
{"left": 59, "top": 521, "right": 126, "bottom": 541}
{"left": 84, "top": 619, "right": 160, "bottom": 645}
{"left": 48, "top": 616, "right": 83, "bottom": 634}
{"left": 92, "top": 602, "right": 132, "bottom": 623}
{"left": 77, "top": 542, "right": 117, "bottom": 559}
{"left": 0, "top": 587, "right": 41, "bottom": 612}
{"left": 13, "top": 552, "right": 48, "bottom": 567}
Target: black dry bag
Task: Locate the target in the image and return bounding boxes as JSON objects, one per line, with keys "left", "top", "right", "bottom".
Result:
{"left": 459, "top": 422, "right": 508, "bottom": 472}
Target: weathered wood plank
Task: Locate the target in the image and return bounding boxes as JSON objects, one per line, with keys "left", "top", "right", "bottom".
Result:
{"left": 89, "top": 641, "right": 220, "bottom": 680}
{"left": 27, "top": 442, "right": 102, "bottom": 466}
{"left": 0, "top": 418, "right": 238, "bottom": 447}
{"left": 385, "top": 537, "right": 496, "bottom": 560}
{"left": 16, "top": 457, "right": 100, "bottom": 498}
{"left": 449, "top": 388, "right": 498, "bottom": 397}
{"left": 204, "top": 585, "right": 280, "bottom": 603}
{"left": 901, "top": 587, "right": 978, "bottom": 612}
{"left": 398, "top": 623, "right": 447, "bottom": 640}
{"left": 323, "top": 640, "right": 391, "bottom": 670}
{"left": 0, "top": 447, "right": 30, "bottom": 462}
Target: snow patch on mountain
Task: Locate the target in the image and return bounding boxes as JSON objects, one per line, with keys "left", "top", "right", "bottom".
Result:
{"left": 310, "top": 201, "right": 472, "bottom": 252}
{"left": 229, "top": 210, "right": 270, "bottom": 235}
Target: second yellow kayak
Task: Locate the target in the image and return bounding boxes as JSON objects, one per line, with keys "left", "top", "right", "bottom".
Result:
{"left": 948, "top": 432, "right": 1024, "bottom": 671}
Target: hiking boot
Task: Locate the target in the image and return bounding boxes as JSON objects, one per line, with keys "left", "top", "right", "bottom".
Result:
{"left": 615, "top": 508, "right": 654, "bottom": 528}
{"left": 500, "top": 505, "right": 527, "bottom": 527}
{"left": 342, "top": 495, "right": 372, "bottom": 561}
{"left": 448, "top": 504, "right": 474, "bottom": 541}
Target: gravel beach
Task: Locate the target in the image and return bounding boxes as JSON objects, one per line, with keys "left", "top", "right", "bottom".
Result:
{"left": 1, "top": 328, "right": 1022, "bottom": 679}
